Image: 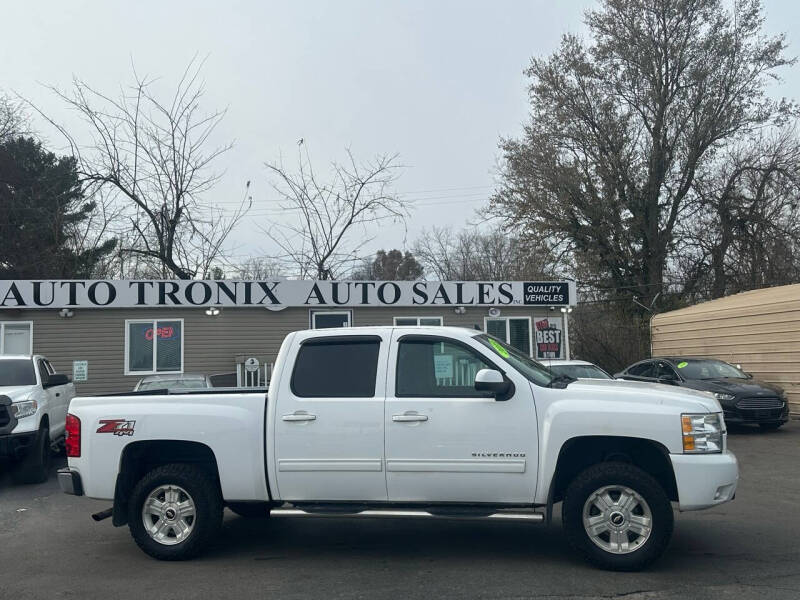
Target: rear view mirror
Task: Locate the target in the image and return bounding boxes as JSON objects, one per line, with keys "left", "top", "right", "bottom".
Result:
{"left": 475, "top": 369, "right": 513, "bottom": 401}
{"left": 44, "top": 373, "right": 70, "bottom": 388}
{"left": 657, "top": 375, "right": 677, "bottom": 386}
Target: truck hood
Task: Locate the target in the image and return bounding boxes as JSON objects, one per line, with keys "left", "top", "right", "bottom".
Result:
{"left": 568, "top": 378, "right": 721, "bottom": 413}
{"left": 0, "top": 385, "right": 37, "bottom": 401}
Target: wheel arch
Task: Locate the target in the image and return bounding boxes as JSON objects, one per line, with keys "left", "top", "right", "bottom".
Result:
{"left": 112, "top": 440, "right": 221, "bottom": 527}
{"left": 547, "top": 436, "right": 679, "bottom": 512}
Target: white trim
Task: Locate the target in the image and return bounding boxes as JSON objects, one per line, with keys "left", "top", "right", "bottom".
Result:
{"left": 0, "top": 321, "right": 33, "bottom": 355}
{"left": 309, "top": 309, "right": 353, "bottom": 329}
{"left": 278, "top": 458, "right": 383, "bottom": 472}
{"left": 124, "top": 318, "right": 184, "bottom": 375}
{"left": 393, "top": 316, "right": 444, "bottom": 326}
{"left": 386, "top": 459, "right": 526, "bottom": 473}
{"left": 484, "top": 316, "right": 533, "bottom": 357}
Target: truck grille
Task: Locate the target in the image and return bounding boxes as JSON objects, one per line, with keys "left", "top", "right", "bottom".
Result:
{"left": 0, "top": 404, "right": 10, "bottom": 428}
{"left": 736, "top": 397, "right": 784, "bottom": 410}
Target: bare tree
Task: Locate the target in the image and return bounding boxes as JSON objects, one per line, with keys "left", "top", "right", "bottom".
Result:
{"left": 233, "top": 256, "right": 284, "bottom": 279}
{"left": 491, "top": 0, "right": 794, "bottom": 308}
{"left": 413, "top": 226, "right": 557, "bottom": 280}
{"left": 0, "top": 93, "right": 28, "bottom": 142}
{"left": 263, "top": 147, "right": 407, "bottom": 279}
{"left": 32, "top": 58, "right": 250, "bottom": 279}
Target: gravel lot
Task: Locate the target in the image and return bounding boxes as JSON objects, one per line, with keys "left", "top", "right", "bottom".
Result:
{"left": 1, "top": 422, "right": 799, "bottom": 600}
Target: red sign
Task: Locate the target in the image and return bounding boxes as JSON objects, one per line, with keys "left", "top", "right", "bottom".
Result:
{"left": 145, "top": 326, "right": 176, "bottom": 341}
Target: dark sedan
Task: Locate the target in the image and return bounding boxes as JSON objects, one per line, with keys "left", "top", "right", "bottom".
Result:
{"left": 615, "top": 357, "right": 789, "bottom": 430}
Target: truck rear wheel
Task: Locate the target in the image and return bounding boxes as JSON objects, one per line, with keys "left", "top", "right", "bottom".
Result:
{"left": 12, "top": 426, "right": 51, "bottom": 484}
{"left": 562, "top": 462, "right": 673, "bottom": 571}
{"left": 128, "top": 464, "right": 222, "bottom": 560}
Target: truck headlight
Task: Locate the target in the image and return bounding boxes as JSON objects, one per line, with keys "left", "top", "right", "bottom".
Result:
{"left": 11, "top": 399, "right": 38, "bottom": 420}
{"left": 681, "top": 413, "right": 723, "bottom": 453}
{"left": 713, "top": 393, "right": 735, "bottom": 402}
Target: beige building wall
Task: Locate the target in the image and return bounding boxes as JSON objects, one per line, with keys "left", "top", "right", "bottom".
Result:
{"left": 1, "top": 305, "right": 555, "bottom": 396}
{"left": 651, "top": 284, "right": 800, "bottom": 416}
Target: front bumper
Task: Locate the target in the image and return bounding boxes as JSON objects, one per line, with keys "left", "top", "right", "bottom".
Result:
{"left": 670, "top": 450, "right": 738, "bottom": 511}
{"left": 58, "top": 468, "right": 84, "bottom": 496}
{"left": 0, "top": 430, "right": 38, "bottom": 460}
{"left": 722, "top": 405, "right": 789, "bottom": 425}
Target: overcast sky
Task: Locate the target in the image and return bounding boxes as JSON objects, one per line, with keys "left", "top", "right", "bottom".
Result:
{"left": 3, "top": 0, "right": 799, "bottom": 269}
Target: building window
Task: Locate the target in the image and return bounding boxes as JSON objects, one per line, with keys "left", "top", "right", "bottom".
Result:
{"left": 393, "top": 316, "right": 443, "bottom": 326}
{"left": 0, "top": 321, "right": 33, "bottom": 355}
{"left": 125, "top": 319, "right": 183, "bottom": 375}
{"left": 310, "top": 310, "right": 352, "bottom": 329}
{"left": 291, "top": 337, "right": 380, "bottom": 397}
{"left": 484, "top": 317, "right": 532, "bottom": 356}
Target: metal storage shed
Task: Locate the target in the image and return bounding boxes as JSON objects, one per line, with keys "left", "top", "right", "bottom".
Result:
{"left": 651, "top": 283, "right": 800, "bottom": 417}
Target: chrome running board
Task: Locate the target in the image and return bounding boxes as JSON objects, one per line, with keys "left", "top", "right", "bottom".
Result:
{"left": 270, "top": 508, "right": 544, "bottom": 522}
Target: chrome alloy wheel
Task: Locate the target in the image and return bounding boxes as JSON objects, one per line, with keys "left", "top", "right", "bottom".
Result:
{"left": 141, "top": 484, "right": 197, "bottom": 546}
{"left": 582, "top": 485, "right": 653, "bottom": 554}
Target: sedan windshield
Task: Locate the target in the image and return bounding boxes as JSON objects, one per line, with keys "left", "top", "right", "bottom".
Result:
{"left": 473, "top": 334, "right": 557, "bottom": 387}
{"left": 549, "top": 364, "right": 612, "bottom": 380}
{"left": 674, "top": 359, "right": 748, "bottom": 380}
{"left": 0, "top": 359, "right": 37, "bottom": 386}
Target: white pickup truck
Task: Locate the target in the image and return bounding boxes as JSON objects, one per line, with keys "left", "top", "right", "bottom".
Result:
{"left": 59, "top": 326, "right": 738, "bottom": 570}
{"left": 1, "top": 354, "right": 75, "bottom": 483}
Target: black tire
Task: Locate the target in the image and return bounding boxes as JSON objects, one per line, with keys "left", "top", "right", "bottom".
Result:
{"left": 12, "top": 426, "right": 51, "bottom": 485}
{"left": 128, "top": 464, "right": 223, "bottom": 560}
{"left": 227, "top": 502, "right": 271, "bottom": 518}
{"left": 759, "top": 422, "right": 784, "bottom": 431}
{"left": 562, "top": 462, "right": 674, "bottom": 571}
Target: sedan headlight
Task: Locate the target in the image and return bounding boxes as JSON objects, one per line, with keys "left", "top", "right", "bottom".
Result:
{"left": 10, "top": 399, "right": 38, "bottom": 420}
{"left": 681, "top": 413, "right": 723, "bottom": 453}
{"left": 713, "top": 393, "right": 735, "bottom": 402}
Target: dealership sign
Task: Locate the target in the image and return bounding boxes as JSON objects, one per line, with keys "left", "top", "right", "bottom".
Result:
{"left": 0, "top": 280, "right": 576, "bottom": 309}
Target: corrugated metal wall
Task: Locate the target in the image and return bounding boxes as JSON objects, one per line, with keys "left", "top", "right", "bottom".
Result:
{"left": 651, "top": 284, "right": 800, "bottom": 416}
{"left": 0, "top": 305, "right": 549, "bottom": 396}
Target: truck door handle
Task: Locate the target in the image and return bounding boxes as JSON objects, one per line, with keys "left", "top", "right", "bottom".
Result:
{"left": 392, "top": 413, "right": 428, "bottom": 422}
{"left": 282, "top": 412, "right": 316, "bottom": 422}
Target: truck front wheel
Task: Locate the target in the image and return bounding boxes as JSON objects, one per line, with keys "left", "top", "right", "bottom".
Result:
{"left": 562, "top": 462, "right": 674, "bottom": 571}
{"left": 12, "top": 426, "right": 51, "bottom": 484}
{"left": 128, "top": 464, "right": 223, "bottom": 560}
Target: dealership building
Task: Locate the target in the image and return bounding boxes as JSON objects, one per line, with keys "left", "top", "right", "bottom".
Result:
{"left": 0, "top": 279, "right": 576, "bottom": 395}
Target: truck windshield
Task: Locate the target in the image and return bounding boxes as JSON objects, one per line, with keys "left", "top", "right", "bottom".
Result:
{"left": 474, "top": 334, "right": 557, "bottom": 387}
{"left": 0, "top": 359, "right": 37, "bottom": 386}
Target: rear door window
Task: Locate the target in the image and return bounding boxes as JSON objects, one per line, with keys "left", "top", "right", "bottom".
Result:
{"left": 291, "top": 337, "right": 380, "bottom": 398}
{"left": 628, "top": 362, "right": 655, "bottom": 378}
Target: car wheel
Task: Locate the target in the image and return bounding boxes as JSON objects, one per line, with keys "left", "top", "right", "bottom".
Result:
{"left": 12, "top": 426, "right": 51, "bottom": 484}
{"left": 759, "top": 422, "right": 784, "bottom": 431}
{"left": 562, "top": 462, "right": 674, "bottom": 571}
{"left": 128, "top": 464, "right": 223, "bottom": 560}
{"left": 227, "top": 502, "right": 272, "bottom": 518}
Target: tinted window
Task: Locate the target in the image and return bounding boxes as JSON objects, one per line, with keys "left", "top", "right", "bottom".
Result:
{"left": 292, "top": 338, "right": 380, "bottom": 397}
{"left": 396, "top": 339, "right": 494, "bottom": 397}
{"left": 673, "top": 359, "right": 748, "bottom": 380}
{"left": 655, "top": 363, "right": 679, "bottom": 380}
{"left": 0, "top": 359, "right": 37, "bottom": 386}
{"left": 627, "top": 362, "right": 655, "bottom": 377}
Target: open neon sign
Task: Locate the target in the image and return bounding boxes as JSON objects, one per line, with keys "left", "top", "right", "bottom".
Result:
{"left": 145, "top": 326, "right": 176, "bottom": 341}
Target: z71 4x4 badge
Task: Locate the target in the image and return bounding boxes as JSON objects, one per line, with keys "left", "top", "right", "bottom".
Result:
{"left": 96, "top": 419, "right": 136, "bottom": 436}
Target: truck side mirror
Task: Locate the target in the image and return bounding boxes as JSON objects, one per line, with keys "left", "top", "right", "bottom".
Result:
{"left": 44, "top": 373, "right": 71, "bottom": 388}
{"left": 474, "top": 369, "right": 513, "bottom": 401}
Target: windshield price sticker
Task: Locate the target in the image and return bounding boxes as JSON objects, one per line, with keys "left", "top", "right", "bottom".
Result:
{"left": 677, "top": 361, "right": 688, "bottom": 369}
{"left": 488, "top": 338, "right": 510, "bottom": 358}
